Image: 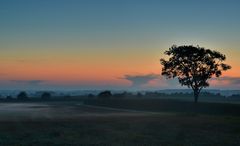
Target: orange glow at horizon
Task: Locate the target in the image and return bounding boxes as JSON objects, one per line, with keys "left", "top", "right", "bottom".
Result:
{"left": 0, "top": 44, "right": 239, "bottom": 89}
{"left": 0, "top": 52, "right": 161, "bottom": 85}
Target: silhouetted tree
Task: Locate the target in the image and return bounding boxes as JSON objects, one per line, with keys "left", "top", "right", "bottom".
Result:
{"left": 160, "top": 45, "right": 231, "bottom": 103}
{"left": 230, "top": 94, "right": 240, "bottom": 99}
{"left": 41, "top": 92, "right": 51, "bottom": 100}
{"left": 113, "top": 92, "right": 129, "bottom": 99}
{"left": 88, "top": 94, "right": 95, "bottom": 99}
{"left": 6, "top": 95, "right": 13, "bottom": 100}
{"left": 98, "top": 91, "right": 112, "bottom": 99}
{"left": 137, "top": 92, "right": 143, "bottom": 98}
{"left": 17, "top": 91, "right": 29, "bottom": 100}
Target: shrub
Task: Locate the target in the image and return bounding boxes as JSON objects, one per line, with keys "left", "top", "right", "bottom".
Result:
{"left": 98, "top": 91, "right": 112, "bottom": 99}
{"left": 17, "top": 91, "right": 29, "bottom": 100}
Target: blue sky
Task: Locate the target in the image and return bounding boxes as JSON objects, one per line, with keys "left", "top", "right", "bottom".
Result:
{"left": 0, "top": 0, "right": 239, "bottom": 90}
{"left": 1, "top": 0, "right": 239, "bottom": 42}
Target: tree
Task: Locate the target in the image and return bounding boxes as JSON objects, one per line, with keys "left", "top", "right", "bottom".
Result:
{"left": 6, "top": 95, "right": 13, "bottom": 100}
{"left": 17, "top": 91, "right": 29, "bottom": 100}
{"left": 88, "top": 94, "right": 95, "bottom": 99}
{"left": 41, "top": 92, "right": 51, "bottom": 100}
{"left": 160, "top": 45, "right": 231, "bottom": 103}
{"left": 98, "top": 91, "right": 112, "bottom": 99}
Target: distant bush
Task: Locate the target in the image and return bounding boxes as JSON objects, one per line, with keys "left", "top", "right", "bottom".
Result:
{"left": 64, "top": 95, "right": 71, "bottom": 98}
{"left": 88, "top": 94, "right": 95, "bottom": 99}
{"left": 229, "top": 94, "right": 240, "bottom": 98}
{"left": 6, "top": 95, "right": 13, "bottom": 100}
{"left": 112, "top": 92, "right": 130, "bottom": 99}
{"left": 98, "top": 91, "right": 112, "bottom": 99}
{"left": 145, "top": 92, "right": 167, "bottom": 98}
{"left": 17, "top": 91, "right": 29, "bottom": 100}
{"left": 41, "top": 92, "right": 51, "bottom": 100}
{"left": 137, "top": 92, "right": 143, "bottom": 98}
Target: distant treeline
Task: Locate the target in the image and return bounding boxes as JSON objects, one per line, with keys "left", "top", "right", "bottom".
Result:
{"left": 2, "top": 91, "right": 52, "bottom": 101}
{"left": 0, "top": 90, "right": 240, "bottom": 102}
{"left": 90, "top": 90, "right": 240, "bottom": 100}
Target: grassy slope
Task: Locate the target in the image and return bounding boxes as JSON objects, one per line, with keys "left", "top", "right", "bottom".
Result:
{"left": 0, "top": 99, "right": 240, "bottom": 145}
{"left": 84, "top": 98, "right": 240, "bottom": 116}
{"left": 0, "top": 115, "right": 240, "bottom": 146}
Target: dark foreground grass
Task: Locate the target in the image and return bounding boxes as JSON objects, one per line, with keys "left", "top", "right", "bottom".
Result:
{"left": 0, "top": 114, "right": 240, "bottom": 145}
{"left": 85, "top": 98, "right": 240, "bottom": 116}
{"left": 0, "top": 100, "right": 240, "bottom": 145}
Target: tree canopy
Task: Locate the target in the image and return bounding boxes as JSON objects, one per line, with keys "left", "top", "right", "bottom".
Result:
{"left": 160, "top": 45, "right": 231, "bottom": 103}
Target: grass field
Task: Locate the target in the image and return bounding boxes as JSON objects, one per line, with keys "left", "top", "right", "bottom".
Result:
{"left": 0, "top": 99, "right": 240, "bottom": 145}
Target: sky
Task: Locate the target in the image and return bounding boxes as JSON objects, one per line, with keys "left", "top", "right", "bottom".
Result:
{"left": 0, "top": 0, "right": 240, "bottom": 90}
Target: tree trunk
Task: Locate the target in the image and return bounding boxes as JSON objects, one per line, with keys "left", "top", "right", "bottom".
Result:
{"left": 194, "top": 90, "right": 199, "bottom": 103}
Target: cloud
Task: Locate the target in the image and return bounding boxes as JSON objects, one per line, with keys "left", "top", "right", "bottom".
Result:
{"left": 10, "top": 80, "right": 45, "bottom": 86}
{"left": 123, "top": 73, "right": 180, "bottom": 89}
{"left": 123, "top": 74, "right": 159, "bottom": 87}
{"left": 122, "top": 74, "right": 240, "bottom": 89}
{"left": 222, "top": 77, "right": 240, "bottom": 85}
{"left": 210, "top": 76, "right": 240, "bottom": 88}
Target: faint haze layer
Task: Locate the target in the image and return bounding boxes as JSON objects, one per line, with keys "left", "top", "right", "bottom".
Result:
{"left": 0, "top": 0, "right": 240, "bottom": 90}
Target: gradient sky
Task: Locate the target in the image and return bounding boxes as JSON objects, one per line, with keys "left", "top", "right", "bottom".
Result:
{"left": 0, "top": 0, "right": 240, "bottom": 90}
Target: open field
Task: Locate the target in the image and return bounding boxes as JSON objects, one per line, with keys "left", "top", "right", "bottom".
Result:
{"left": 0, "top": 100, "right": 240, "bottom": 145}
